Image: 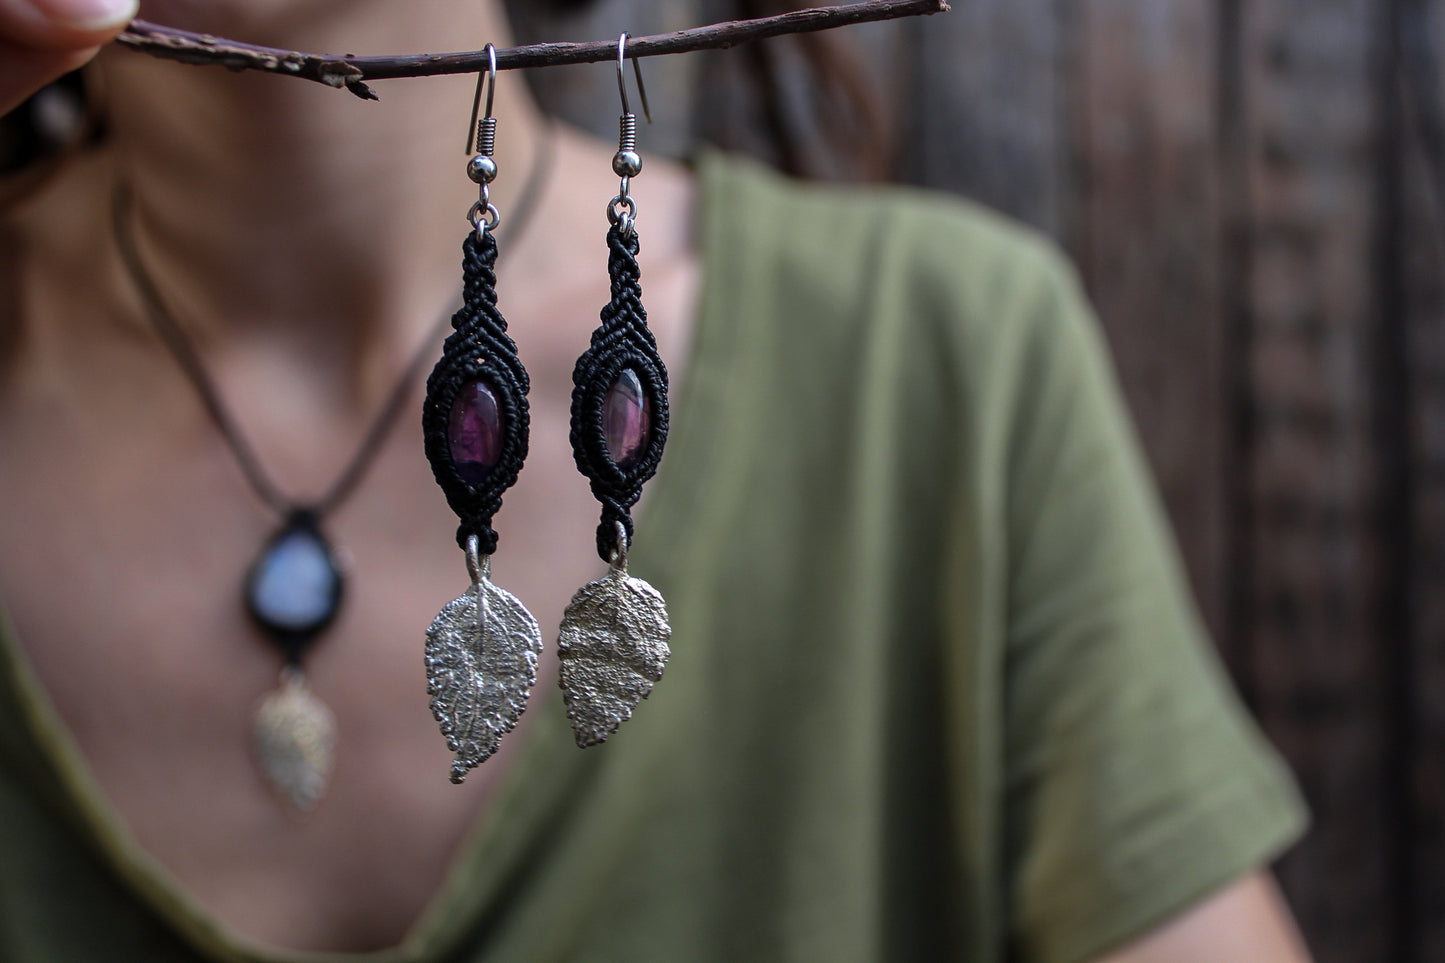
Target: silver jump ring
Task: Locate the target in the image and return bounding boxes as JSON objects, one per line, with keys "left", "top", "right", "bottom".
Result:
{"left": 465, "top": 534, "right": 489, "bottom": 584}
{"left": 468, "top": 200, "right": 501, "bottom": 235}
{"left": 608, "top": 520, "right": 630, "bottom": 573}
{"left": 607, "top": 194, "right": 637, "bottom": 231}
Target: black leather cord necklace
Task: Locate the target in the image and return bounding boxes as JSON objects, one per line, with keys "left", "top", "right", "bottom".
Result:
{"left": 108, "top": 128, "right": 554, "bottom": 811}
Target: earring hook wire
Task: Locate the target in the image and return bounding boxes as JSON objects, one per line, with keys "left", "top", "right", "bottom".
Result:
{"left": 466, "top": 43, "right": 498, "bottom": 153}
{"left": 616, "top": 32, "right": 652, "bottom": 124}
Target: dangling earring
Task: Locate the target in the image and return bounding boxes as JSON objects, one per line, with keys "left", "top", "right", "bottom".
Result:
{"left": 557, "top": 34, "right": 672, "bottom": 748}
{"left": 421, "top": 46, "right": 543, "bottom": 783}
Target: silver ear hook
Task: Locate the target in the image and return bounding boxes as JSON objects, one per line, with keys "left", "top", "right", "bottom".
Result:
{"left": 466, "top": 43, "right": 499, "bottom": 154}
{"left": 464, "top": 43, "right": 501, "bottom": 234}
{"left": 616, "top": 32, "right": 651, "bottom": 124}
{"left": 609, "top": 32, "right": 648, "bottom": 237}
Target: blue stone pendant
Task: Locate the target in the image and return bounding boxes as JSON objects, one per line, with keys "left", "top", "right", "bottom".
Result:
{"left": 245, "top": 509, "right": 344, "bottom": 664}
{"left": 244, "top": 509, "right": 344, "bottom": 812}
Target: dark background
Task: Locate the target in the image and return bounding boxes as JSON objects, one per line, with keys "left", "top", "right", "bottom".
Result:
{"left": 513, "top": 1, "right": 1445, "bottom": 960}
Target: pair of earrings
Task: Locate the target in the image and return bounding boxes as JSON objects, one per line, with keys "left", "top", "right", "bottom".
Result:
{"left": 421, "top": 38, "right": 672, "bottom": 784}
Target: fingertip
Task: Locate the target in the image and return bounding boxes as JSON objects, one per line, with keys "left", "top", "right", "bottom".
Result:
{"left": 39, "top": 0, "right": 136, "bottom": 33}
{"left": 0, "top": 0, "right": 137, "bottom": 48}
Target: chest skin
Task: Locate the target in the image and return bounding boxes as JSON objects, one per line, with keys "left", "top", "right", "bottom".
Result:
{"left": 0, "top": 331, "right": 600, "bottom": 951}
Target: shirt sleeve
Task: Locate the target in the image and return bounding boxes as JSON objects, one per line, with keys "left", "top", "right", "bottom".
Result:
{"left": 996, "top": 250, "right": 1307, "bottom": 963}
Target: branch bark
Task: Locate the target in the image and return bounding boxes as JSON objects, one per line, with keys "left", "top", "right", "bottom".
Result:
{"left": 116, "top": 0, "right": 949, "bottom": 101}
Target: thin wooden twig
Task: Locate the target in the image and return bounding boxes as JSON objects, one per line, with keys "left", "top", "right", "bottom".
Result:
{"left": 114, "top": 0, "right": 948, "bottom": 101}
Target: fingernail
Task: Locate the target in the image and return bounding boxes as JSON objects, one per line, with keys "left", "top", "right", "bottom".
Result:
{"left": 30, "top": 0, "right": 138, "bottom": 31}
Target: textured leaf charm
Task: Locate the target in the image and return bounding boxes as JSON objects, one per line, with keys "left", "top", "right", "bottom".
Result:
{"left": 253, "top": 670, "right": 336, "bottom": 813}
{"left": 557, "top": 568, "right": 671, "bottom": 748}
{"left": 426, "top": 540, "right": 543, "bottom": 783}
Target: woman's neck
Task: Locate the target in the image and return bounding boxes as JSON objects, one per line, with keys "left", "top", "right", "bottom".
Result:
{"left": 90, "top": 0, "right": 546, "bottom": 373}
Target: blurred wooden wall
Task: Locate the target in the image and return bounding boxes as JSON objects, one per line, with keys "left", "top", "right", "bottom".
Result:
{"left": 510, "top": 0, "right": 1444, "bottom": 959}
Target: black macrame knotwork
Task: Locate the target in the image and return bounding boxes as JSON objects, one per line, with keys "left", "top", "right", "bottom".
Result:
{"left": 423, "top": 228, "right": 531, "bottom": 552}
{"left": 570, "top": 222, "right": 670, "bottom": 561}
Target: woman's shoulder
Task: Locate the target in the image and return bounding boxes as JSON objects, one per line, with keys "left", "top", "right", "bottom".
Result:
{"left": 691, "top": 149, "right": 1104, "bottom": 423}
{"left": 693, "top": 148, "right": 1078, "bottom": 323}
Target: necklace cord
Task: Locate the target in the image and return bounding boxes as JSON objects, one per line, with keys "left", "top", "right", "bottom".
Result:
{"left": 111, "top": 184, "right": 291, "bottom": 515}
{"left": 110, "top": 123, "right": 556, "bottom": 521}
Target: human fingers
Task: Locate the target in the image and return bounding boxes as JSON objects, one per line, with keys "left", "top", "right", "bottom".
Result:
{"left": 0, "top": 0, "right": 136, "bottom": 116}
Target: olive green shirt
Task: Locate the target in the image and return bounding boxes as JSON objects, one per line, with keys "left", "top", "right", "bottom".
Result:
{"left": 0, "top": 153, "right": 1305, "bottom": 963}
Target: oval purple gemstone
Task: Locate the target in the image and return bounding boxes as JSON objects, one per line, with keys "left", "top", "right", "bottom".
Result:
{"left": 602, "top": 368, "right": 650, "bottom": 469}
{"left": 448, "top": 380, "right": 504, "bottom": 485}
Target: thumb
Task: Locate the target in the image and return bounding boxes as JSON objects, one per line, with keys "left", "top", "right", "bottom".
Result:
{"left": 0, "top": 0, "right": 137, "bottom": 48}
{"left": 0, "top": 0, "right": 136, "bottom": 117}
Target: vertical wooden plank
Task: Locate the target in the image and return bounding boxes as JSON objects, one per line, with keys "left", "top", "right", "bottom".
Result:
{"left": 901, "top": 0, "right": 1063, "bottom": 232}
{"left": 1373, "top": 0, "right": 1414, "bottom": 955}
{"left": 1398, "top": 0, "right": 1445, "bottom": 956}
{"left": 1068, "top": 1, "right": 1230, "bottom": 643}
{"left": 1219, "top": 0, "right": 1257, "bottom": 694}
{"left": 1238, "top": 2, "right": 1392, "bottom": 958}
{"left": 1402, "top": 154, "right": 1445, "bottom": 958}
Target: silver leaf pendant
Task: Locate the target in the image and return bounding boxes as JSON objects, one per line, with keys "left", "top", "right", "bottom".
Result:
{"left": 253, "top": 669, "right": 336, "bottom": 813}
{"left": 557, "top": 553, "right": 671, "bottom": 748}
{"left": 426, "top": 537, "right": 543, "bottom": 783}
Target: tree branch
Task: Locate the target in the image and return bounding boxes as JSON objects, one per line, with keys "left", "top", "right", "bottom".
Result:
{"left": 115, "top": 0, "right": 948, "bottom": 101}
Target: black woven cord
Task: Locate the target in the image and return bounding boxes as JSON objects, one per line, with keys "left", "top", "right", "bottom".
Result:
{"left": 569, "top": 222, "right": 671, "bottom": 561}
{"left": 422, "top": 229, "right": 531, "bottom": 552}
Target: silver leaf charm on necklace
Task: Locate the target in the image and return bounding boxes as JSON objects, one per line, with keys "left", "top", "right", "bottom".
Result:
{"left": 557, "top": 530, "right": 670, "bottom": 748}
{"left": 253, "top": 669, "right": 336, "bottom": 813}
{"left": 426, "top": 535, "right": 543, "bottom": 783}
